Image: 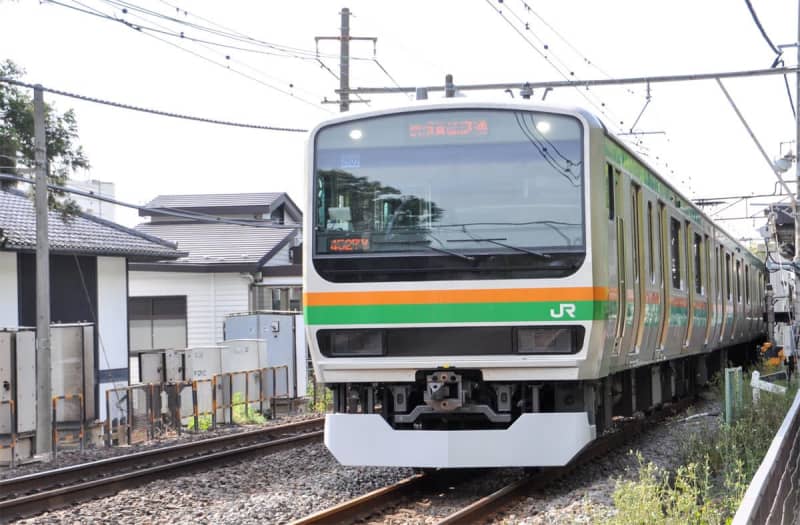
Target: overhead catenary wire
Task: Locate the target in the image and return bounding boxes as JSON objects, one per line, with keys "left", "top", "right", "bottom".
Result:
{"left": 0, "top": 77, "right": 309, "bottom": 132}
{"left": 46, "top": 0, "right": 331, "bottom": 112}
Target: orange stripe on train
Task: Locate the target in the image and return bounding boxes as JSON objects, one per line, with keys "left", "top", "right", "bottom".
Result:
{"left": 304, "top": 286, "right": 609, "bottom": 307}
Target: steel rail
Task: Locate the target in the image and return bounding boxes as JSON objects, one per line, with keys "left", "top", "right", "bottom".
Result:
{"left": 436, "top": 397, "right": 695, "bottom": 524}
{"left": 289, "top": 473, "right": 430, "bottom": 525}
{"left": 0, "top": 418, "right": 324, "bottom": 523}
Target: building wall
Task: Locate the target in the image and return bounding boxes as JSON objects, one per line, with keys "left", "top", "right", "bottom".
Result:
{"left": 0, "top": 251, "right": 18, "bottom": 328}
{"left": 129, "top": 271, "right": 251, "bottom": 347}
{"left": 96, "top": 257, "right": 130, "bottom": 422}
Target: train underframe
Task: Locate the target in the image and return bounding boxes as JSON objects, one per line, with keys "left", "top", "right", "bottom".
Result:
{"left": 329, "top": 343, "right": 758, "bottom": 436}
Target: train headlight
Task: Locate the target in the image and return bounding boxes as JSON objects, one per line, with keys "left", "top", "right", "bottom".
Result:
{"left": 319, "top": 330, "right": 386, "bottom": 357}
{"left": 515, "top": 326, "right": 584, "bottom": 354}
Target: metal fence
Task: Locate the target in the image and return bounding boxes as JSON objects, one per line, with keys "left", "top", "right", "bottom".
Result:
{"left": 52, "top": 393, "right": 85, "bottom": 458}
{"left": 734, "top": 387, "right": 800, "bottom": 524}
{"left": 104, "top": 366, "right": 291, "bottom": 446}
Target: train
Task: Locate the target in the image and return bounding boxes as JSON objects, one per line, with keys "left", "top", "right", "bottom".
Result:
{"left": 302, "top": 100, "right": 766, "bottom": 468}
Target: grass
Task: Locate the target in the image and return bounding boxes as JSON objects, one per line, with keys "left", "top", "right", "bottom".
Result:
{"left": 605, "top": 367, "right": 798, "bottom": 524}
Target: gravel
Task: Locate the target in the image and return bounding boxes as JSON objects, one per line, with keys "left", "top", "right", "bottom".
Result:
{"left": 6, "top": 396, "right": 722, "bottom": 524}
{"left": 493, "top": 396, "right": 722, "bottom": 524}
{"left": 0, "top": 412, "right": 323, "bottom": 481}
{"left": 14, "top": 441, "right": 414, "bottom": 525}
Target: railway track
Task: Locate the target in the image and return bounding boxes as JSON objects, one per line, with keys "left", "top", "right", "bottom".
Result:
{"left": 291, "top": 398, "right": 694, "bottom": 524}
{"left": 0, "top": 417, "right": 324, "bottom": 523}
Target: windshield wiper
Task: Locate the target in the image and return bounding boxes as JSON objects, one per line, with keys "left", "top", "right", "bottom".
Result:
{"left": 373, "top": 239, "right": 475, "bottom": 261}
{"left": 447, "top": 237, "right": 551, "bottom": 259}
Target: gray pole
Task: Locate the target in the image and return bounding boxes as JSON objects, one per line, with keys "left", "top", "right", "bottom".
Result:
{"left": 339, "top": 7, "right": 350, "bottom": 113}
{"left": 795, "top": 1, "right": 800, "bottom": 330}
{"left": 33, "top": 85, "right": 52, "bottom": 458}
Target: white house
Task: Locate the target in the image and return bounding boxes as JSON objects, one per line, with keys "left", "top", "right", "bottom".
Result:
{"left": 128, "top": 193, "right": 303, "bottom": 351}
{"left": 0, "top": 187, "right": 183, "bottom": 421}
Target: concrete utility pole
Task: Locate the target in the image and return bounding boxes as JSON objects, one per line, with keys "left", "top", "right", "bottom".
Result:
{"left": 33, "top": 85, "right": 52, "bottom": 458}
{"left": 795, "top": 3, "right": 800, "bottom": 325}
{"left": 316, "top": 7, "right": 376, "bottom": 112}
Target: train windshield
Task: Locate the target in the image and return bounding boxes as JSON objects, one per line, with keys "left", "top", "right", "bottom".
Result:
{"left": 312, "top": 108, "right": 586, "bottom": 281}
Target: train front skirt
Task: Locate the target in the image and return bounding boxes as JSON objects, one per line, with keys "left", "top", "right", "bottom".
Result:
{"left": 324, "top": 413, "right": 596, "bottom": 468}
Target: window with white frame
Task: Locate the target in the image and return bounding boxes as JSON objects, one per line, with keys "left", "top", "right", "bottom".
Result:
{"left": 129, "top": 296, "right": 187, "bottom": 351}
{"left": 251, "top": 286, "right": 302, "bottom": 312}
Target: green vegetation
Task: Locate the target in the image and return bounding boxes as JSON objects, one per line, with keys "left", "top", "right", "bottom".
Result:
{"left": 307, "top": 381, "right": 332, "bottom": 413}
{"left": 606, "top": 374, "right": 798, "bottom": 524}
{"left": 0, "top": 60, "right": 89, "bottom": 214}
{"left": 231, "top": 391, "right": 267, "bottom": 425}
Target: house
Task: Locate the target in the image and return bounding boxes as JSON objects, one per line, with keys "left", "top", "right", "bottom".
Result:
{"left": 0, "top": 187, "right": 184, "bottom": 420}
{"left": 128, "top": 193, "right": 303, "bottom": 350}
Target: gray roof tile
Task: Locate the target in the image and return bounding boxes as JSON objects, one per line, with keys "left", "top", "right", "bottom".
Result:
{"left": 0, "top": 189, "right": 184, "bottom": 260}
{"left": 146, "top": 193, "right": 284, "bottom": 209}
{"left": 134, "top": 221, "right": 298, "bottom": 267}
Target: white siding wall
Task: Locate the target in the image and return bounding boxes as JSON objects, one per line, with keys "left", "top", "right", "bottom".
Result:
{"left": 0, "top": 252, "right": 18, "bottom": 328}
{"left": 97, "top": 257, "right": 129, "bottom": 370}
{"left": 129, "top": 271, "right": 250, "bottom": 346}
{"left": 97, "top": 257, "right": 129, "bottom": 422}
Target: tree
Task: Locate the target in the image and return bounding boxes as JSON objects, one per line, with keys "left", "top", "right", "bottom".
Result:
{"left": 0, "top": 59, "right": 89, "bottom": 212}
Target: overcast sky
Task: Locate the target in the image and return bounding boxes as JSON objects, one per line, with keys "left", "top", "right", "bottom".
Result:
{"left": 1, "top": 0, "right": 798, "bottom": 238}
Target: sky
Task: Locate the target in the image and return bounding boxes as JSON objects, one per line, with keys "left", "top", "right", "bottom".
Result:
{"left": 1, "top": 0, "right": 798, "bottom": 239}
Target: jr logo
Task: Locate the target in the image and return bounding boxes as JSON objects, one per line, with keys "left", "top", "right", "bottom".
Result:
{"left": 549, "top": 303, "right": 577, "bottom": 319}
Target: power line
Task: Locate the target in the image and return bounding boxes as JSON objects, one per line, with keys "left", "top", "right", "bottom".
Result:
{"left": 47, "top": 0, "right": 330, "bottom": 111}
{"left": 744, "top": 0, "right": 782, "bottom": 55}
{"left": 0, "top": 77, "right": 308, "bottom": 132}
{"left": 0, "top": 172, "right": 302, "bottom": 229}
{"left": 485, "top": 0, "right": 625, "bottom": 130}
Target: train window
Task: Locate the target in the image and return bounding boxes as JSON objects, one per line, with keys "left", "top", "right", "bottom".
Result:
{"left": 693, "top": 233, "right": 702, "bottom": 294}
{"left": 647, "top": 201, "right": 655, "bottom": 283}
{"left": 725, "top": 253, "right": 732, "bottom": 301}
{"left": 606, "top": 164, "right": 613, "bottom": 218}
{"left": 745, "top": 265, "right": 750, "bottom": 304}
{"left": 670, "top": 217, "right": 681, "bottom": 289}
{"left": 704, "top": 236, "right": 711, "bottom": 298}
{"left": 736, "top": 260, "right": 742, "bottom": 303}
{"left": 631, "top": 187, "right": 641, "bottom": 283}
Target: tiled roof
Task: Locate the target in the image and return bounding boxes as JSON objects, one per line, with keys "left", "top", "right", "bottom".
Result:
{"left": 145, "top": 193, "right": 284, "bottom": 209}
{"left": 0, "top": 189, "right": 184, "bottom": 261}
{"left": 134, "top": 221, "right": 298, "bottom": 267}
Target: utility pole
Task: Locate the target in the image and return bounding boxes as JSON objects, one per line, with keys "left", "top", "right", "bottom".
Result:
{"left": 316, "top": 7, "right": 375, "bottom": 112}
{"left": 33, "top": 85, "right": 52, "bottom": 459}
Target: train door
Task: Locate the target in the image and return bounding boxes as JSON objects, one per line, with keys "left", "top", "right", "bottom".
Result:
{"left": 612, "top": 168, "right": 627, "bottom": 357}
{"left": 732, "top": 258, "right": 741, "bottom": 341}
{"left": 657, "top": 202, "right": 670, "bottom": 355}
{"left": 663, "top": 214, "right": 686, "bottom": 357}
{"left": 703, "top": 235, "right": 714, "bottom": 346}
{"left": 721, "top": 251, "right": 734, "bottom": 342}
{"left": 683, "top": 222, "right": 695, "bottom": 351}
{"left": 688, "top": 230, "right": 708, "bottom": 352}
{"left": 639, "top": 199, "right": 660, "bottom": 359}
{"left": 630, "top": 185, "right": 645, "bottom": 355}
{"left": 605, "top": 164, "right": 620, "bottom": 363}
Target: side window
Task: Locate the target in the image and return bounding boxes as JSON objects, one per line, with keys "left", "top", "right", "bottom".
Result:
{"left": 607, "top": 163, "right": 615, "bottom": 220}
{"left": 647, "top": 201, "right": 655, "bottom": 283}
{"left": 670, "top": 217, "right": 681, "bottom": 289}
{"left": 631, "top": 186, "right": 641, "bottom": 283}
{"left": 725, "top": 253, "right": 732, "bottom": 301}
{"left": 736, "top": 260, "right": 742, "bottom": 303}
{"left": 745, "top": 265, "right": 750, "bottom": 305}
{"left": 693, "top": 233, "right": 703, "bottom": 294}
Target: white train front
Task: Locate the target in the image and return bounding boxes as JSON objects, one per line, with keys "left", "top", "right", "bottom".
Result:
{"left": 302, "top": 101, "right": 766, "bottom": 468}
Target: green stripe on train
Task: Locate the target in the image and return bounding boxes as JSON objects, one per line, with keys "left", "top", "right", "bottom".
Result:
{"left": 305, "top": 300, "right": 606, "bottom": 325}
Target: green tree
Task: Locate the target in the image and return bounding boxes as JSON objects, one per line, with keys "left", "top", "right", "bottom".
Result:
{"left": 0, "top": 59, "right": 89, "bottom": 212}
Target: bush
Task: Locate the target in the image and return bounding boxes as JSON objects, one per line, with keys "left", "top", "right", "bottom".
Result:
{"left": 609, "top": 374, "right": 798, "bottom": 523}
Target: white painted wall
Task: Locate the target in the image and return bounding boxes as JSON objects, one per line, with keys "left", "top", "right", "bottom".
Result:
{"left": 0, "top": 252, "right": 18, "bottom": 328}
{"left": 129, "top": 271, "right": 251, "bottom": 347}
{"left": 97, "top": 257, "right": 129, "bottom": 370}
{"left": 97, "top": 256, "right": 129, "bottom": 422}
